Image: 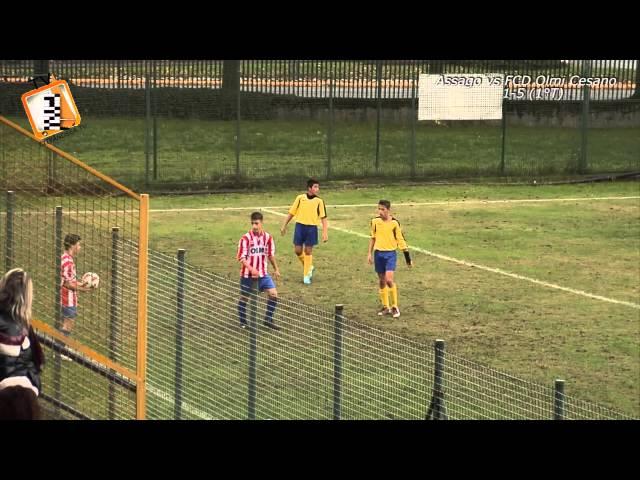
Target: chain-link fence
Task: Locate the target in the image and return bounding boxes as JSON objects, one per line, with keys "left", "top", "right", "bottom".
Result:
{"left": 144, "top": 247, "right": 633, "bottom": 420}
{"left": 1, "top": 60, "right": 638, "bottom": 190}
{"left": 1, "top": 111, "right": 636, "bottom": 420}
{"left": 0, "top": 116, "right": 148, "bottom": 419}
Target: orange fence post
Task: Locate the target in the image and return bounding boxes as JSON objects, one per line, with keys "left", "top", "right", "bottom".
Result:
{"left": 136, "top": 193, "right": 150, "bottom": 419}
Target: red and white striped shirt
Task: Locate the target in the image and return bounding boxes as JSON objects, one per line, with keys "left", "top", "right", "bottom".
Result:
{"left": 60, "top": 252, "right": 77, "bottom": 307}
{"left": 236, "top": 230, "right": 275, "bottom": 278}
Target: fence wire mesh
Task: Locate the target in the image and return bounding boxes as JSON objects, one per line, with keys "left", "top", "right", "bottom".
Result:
{"left": 1, "top": 60, "right": 637, "bottom": 190}
{"left": 145, "top": 248, "right": 434, "bottom": 420}
{"left": 144, "top": 248, "right": 634, "bottom": 420}
{"left": 1, "top": 105, "right": 636, "bottom": 420}
{"left": 0, "top": 117, "right": 141, "bottom": 419}
{"left": 443, "top": 351, "right": 633, "bottom": 420}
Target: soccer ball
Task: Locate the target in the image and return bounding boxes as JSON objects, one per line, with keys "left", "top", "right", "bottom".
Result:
{"left": 82, "top": 272, "right": 100, "bottom": 288}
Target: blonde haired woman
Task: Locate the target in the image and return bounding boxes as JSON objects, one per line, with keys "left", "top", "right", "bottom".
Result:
{"left": 0, "top": 268, "right": 44, "bottom": 397}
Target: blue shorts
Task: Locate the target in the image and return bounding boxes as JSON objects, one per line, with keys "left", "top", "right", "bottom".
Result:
{"left": 374, "top": 250, "right": 397, "bottom": 274}
{"left": 293, "top": 223, "right": 318, "bottom": 247}
{"left": 240, "top": 275, "right": 276, "bottom": 295}
{"left": 62, "top": 306, "right": 77, "bottom": 319}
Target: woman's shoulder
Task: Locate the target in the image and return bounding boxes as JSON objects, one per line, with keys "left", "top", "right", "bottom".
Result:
{"left": 0, "top": 312, "right": 25, "bottom": 338}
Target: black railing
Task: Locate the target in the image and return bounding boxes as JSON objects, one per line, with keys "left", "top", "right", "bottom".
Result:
{"left": 2, "top": 59, "right": 637, "bottom": 100}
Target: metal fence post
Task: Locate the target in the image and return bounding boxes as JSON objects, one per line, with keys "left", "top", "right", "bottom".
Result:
{"left": 375, "top": 60, "right": 382, "bottom": 174}
{"left": 108, "top": 227, "right": 120, "bottom": 419}
{"left": 53, "top": 205, "right": 63, "bottom": 417}
{"left": 235, "top": 61, "right": 242, "bottom": 178}
{"left": 247, "top": 278, "right": 258, "bottom": 419}
{"left": 153, "top": 115, "right": 158, "bottom": 182}
{"left": 144, "top": 61, "right": 151, "bottom": 186}
{"left": 54, "top": 206, "right": 63, "bottom": 330}
{"left": 579, "top": 60, "right": 592, "bottom": 174}
{"left": 333, "top": 304, "right": 344, "bottom": 420}
{"left": 174, "top": 249, "right": 187, "bottom": 419}
{"left": 1, "top": 125, "right": 5, "bottom": 182}
{"left": 152, "top": 60, "right": 158, "bottom": 181}
{"left": 46, "top": 150, "right": 56, "bottom": 194}
{"left": 327, "top": 76, "right": 334, "bottom": 180}
{"left": 426, "top": 339, "right": 448, "bottom": 420}
{"left": 410, "top": 72, "right": 417, "bottom": 179}
{"left": 5, "top": 191, "right": 14, "bottom": 272}
{"left": 500, "top": 98, "right": 507, "bottom": 175}
{"left": 554, "top": 379, "right": 566, "bottom": 420}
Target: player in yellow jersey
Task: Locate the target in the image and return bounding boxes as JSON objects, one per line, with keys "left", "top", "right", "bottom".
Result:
{"left": 367, "top": 200, "right": 413, "bottom": 318}
{"left": 281, "top": 178, "right": 328, "bottom": 285}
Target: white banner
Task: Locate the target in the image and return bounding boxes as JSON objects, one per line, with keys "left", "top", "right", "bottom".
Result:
{"left": 418, "top": 74, "right": 503, "bottom": 120}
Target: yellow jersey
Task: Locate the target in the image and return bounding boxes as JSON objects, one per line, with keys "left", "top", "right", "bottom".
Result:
{"left": 370, "top": 217, "right": 408, "bottom": 251}
{"left": 288, "top": 194, "right": 327, "bottom": 226}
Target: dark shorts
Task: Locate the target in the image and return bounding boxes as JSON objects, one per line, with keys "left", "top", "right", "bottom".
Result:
{"left": 240, "top": 275, "right": 276, "bottom": 295}
{"left": 62, "top": 306, "right": 77, "bottom": 319}
{"left": 374, "top": 250, "right": 397, "bottom": 274}
{"left": 293, "top": 223, "right": 318, "bottom": 247}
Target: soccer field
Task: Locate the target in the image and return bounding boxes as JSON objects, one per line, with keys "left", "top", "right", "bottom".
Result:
{"left": 3, "top": 57, "right": 639, "bottom": 419}
{"left": 4, "top": 116, "right": 639, "bottom": 187}
{"left": 147, "top": 181, "right": 640, "bottom": 415}
{"left": 2, "top": 113, "right": 638, "bottom": 418}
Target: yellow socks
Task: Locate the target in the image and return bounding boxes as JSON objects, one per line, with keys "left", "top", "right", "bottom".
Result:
{"left": 390, "top": 285, "right": 398, "bottom": 308}
{"left": 303, "top": 254, "right": 312, "bottom": 277}
{"left": 379, "top": 287, "right": 390, "bottom": 308}
{"left": 297, "top": 252, "right": 305, "bottom": 265}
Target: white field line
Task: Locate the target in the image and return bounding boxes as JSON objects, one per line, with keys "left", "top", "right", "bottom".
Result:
{"left": 148, "top": 195, "right": 640, "bottom": 213}
{"left": 262, "top": 208, "right": 640, "bottom": 310}
{"left": 39, "top": 337, "right": 215, "bottom": 419}
{"left": 2, "top": 196, "right": 637, "bottom": 216}
{"left": 147, "top": 384, "right": 214, "bottom": 420}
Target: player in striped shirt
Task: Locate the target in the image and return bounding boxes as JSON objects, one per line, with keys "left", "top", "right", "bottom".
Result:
{"left": 237, "top": 212, "right": 282, "bottom": 330}
{"left": 280, "top": 178, "right": 328, "bottom": 285}
{"left": 367, "top": 200, "right": 413, "bottom": 318}
{"left": 60, "top": 234, "right": 96, "bottom": 342}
